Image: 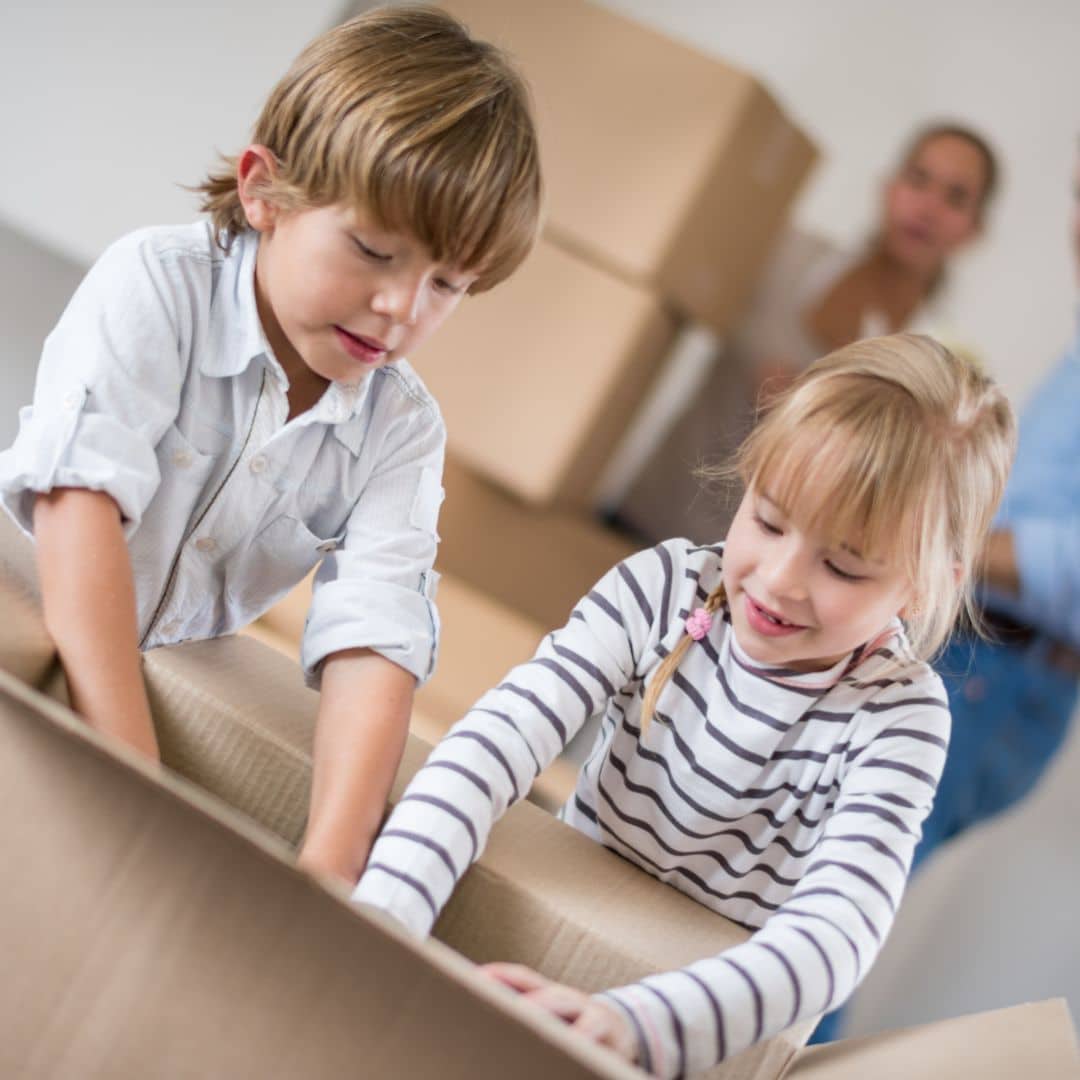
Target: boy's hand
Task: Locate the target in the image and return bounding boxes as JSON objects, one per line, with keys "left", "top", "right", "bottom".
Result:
{"left": 480, "top": 962, "right": 638, "bottom": 1065}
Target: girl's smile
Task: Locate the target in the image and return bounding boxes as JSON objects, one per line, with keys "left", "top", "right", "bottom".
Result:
{"left": 723, "top": 483, "right": 914, "bottom": 673}
{"left": 743, "top": 593, "right": 808, "bottom": 637}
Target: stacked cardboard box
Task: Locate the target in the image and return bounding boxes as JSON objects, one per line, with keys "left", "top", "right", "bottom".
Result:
{"left": 418, "top": 0, "right": 817, "bottom": 509}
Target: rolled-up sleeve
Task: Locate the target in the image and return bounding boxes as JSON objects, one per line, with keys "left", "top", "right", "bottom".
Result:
{"left": 301, "top": 386, "right": 446, "bottom": 688}
{"left": 0, "top": 232, "right": 189, "bottom": 537}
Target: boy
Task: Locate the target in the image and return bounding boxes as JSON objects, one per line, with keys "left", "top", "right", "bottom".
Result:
{"left": 0, "top": 5, "right": 542, "bottom": 886}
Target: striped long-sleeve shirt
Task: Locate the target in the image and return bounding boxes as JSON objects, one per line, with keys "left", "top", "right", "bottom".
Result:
{"left": 354, "top": 540, "right": 950, "bottom": 1077}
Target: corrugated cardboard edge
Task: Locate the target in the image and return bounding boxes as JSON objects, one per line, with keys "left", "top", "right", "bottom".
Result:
{"left": 0, "top": 667, "right": 644, "bottom": 1080}
{"left": 787, "top": 998, "right": 1080, "bottom": 1079}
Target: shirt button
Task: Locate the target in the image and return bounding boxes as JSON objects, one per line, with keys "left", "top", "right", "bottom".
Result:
{"left": 249, "top": 454, "right": 268, "bottom": 475}
{"left": 158, "top": 619, "right": 179, "bottom": 638}
{"left": 172, "top": 449, "right": 193, "bottom": 469}
{"left": 61, "top": 393, "right": 80, "bottom": 411}
{"left": 194, "top": 537, "right": 217, "bottom": 554}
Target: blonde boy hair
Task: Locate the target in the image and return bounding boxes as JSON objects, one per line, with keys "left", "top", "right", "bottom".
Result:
{"left": 641, "top": 333, "right": 1016, "bottom": 731}
{"left": 197, "top": 5, "right": 542, "bottom": 293}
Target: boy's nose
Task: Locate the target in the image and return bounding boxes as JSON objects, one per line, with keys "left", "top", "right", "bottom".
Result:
{"left": 374, "top": 275, "right": 424, "bottom": 325}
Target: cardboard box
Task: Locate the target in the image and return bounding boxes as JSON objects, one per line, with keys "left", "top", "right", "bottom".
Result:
{"left": 3, "top": 514, "right": 1080, "bottom": 1079}
{"left": 0, "top": 670, "right": 638, "bottom": 1080}
{"left": 411, "top": 236, "right": 677, "bottom": 507}
{"left": 788, "top": 999, "right": 1080, "bottom": 1079}
{"left": 436, "top": 455, "right": 638, "bottom": 630}
{"left": 0, "top": 614, "right": 811, "bottom": 1078}
{"left": 246, "top": 564, "right": 579, "bottom": 811}
{"left": 443, "top": 0, "right": 817, "bottom": 332}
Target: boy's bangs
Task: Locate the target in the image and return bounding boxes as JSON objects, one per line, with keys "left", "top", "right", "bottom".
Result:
{"left": 360, "top": 123, "right": 537, "bottom": 288}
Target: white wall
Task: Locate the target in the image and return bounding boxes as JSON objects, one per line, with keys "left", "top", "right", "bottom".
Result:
{"left": 0, "top": 0, "right": 343, "bottom": 267}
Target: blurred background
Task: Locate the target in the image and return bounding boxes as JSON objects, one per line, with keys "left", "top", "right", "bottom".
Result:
{"left": 2, "top": 0, "right": 1078, "bottom": 1045}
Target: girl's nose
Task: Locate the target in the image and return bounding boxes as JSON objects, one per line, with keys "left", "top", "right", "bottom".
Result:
{"left": 760, "top": 541, "right": 809, "bottom": 599}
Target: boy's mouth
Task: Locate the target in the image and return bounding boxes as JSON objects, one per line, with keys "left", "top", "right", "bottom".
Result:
{"left": 334, "top": 325, "right": 388, "bottom": 364}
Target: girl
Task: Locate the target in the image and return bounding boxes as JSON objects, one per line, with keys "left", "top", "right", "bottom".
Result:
{"left": 354, "top": 334, "right": 1015, "bottom": 1077}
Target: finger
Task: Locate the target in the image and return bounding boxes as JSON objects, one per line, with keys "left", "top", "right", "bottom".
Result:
{"left": 572, "top": 1002, "right": 639, "bottom": 1062}
{"left": 525, "top": 984, "right": 591, "bottom": 1023}
{"left": 480, "top": 962, "right": 550, "bottom": 993}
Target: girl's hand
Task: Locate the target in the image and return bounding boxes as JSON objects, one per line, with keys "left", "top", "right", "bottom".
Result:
{"left": 480, "top": 962, "right": 639, "bottom": 1065}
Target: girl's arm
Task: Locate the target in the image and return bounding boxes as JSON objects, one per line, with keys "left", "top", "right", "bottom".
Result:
{"left": 592, "top": 687, "right": 949, "bottom": 1078}
{"left": 33, "top": 487, "right": 158, "bottom": 760}
{"left": 352, "top": 545, "right": 662, "bottom": 935}
{"left": 297, "top": 647, "right": 414, "bottom": 885}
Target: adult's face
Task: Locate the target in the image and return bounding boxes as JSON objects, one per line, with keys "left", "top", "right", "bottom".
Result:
{"left": 882, "top": 133, "right": 988, "bottom": 278}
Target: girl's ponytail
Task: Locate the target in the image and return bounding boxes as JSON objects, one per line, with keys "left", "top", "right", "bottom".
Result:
{"left": 640, "top": 584, "right": 726, "bottom": 737}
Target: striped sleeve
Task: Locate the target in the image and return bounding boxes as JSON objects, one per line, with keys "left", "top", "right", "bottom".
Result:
{"left": 352, "top": 544, "right": 669, "bottom": 936}
{"left": 599, "top": 679, "right": 949, "bottom": 1077}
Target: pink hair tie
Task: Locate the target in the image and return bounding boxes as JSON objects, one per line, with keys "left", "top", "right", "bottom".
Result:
{"left": 685, "top": 607, "right": 712, "bottom": 641}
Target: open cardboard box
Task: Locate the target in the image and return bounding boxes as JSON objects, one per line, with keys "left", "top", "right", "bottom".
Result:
{"left": 3, "top": 514, "right": 1078, "bottom": 1078}
{"left": 0, "top": 514, "right": 807, "bottom": 1079}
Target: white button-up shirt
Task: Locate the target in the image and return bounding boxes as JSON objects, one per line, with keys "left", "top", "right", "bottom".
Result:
{"left": 0, "top": 222, "right": 446, "bottom": 686}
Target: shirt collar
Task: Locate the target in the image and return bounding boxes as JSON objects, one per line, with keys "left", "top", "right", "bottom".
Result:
{"left": 201, "top": 228, "right": 279, "bottom": 382}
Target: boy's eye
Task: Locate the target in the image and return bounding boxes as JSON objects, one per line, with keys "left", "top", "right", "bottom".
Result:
{"left": 433, "top": 276, "right": 464, "bottom": 295}
{"left": 825, "top": 560, "right": 866, "bottom": 583}
{"left": 352, "top": 236, "right": 391, "bottom": 261}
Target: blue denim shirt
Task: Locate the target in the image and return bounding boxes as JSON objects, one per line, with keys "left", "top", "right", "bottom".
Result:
{"left": 983, "top": 309, "right": 1080, "bottom": 650}
{"left": 0, "top": 223, "right": 446, "bottom": 685}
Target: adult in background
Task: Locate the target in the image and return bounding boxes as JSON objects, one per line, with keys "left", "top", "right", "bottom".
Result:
{"left": 613, "top": 121, "right": 998, "bottom": 545}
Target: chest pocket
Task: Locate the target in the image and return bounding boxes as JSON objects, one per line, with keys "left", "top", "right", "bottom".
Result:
{"left": 226, "top": 515, "right": 337, "bottom": 618}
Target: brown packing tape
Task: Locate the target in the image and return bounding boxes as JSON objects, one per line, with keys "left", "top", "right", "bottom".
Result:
{"left": 0, "top": 668, "right": 640, "bottom": 1080}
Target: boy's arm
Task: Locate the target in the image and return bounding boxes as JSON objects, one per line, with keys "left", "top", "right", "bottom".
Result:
{"left": 33, "top": 488, "right": 158, "bottom": 760}
{"left": 298, "top": 647, "right": 415, "bottom": 886}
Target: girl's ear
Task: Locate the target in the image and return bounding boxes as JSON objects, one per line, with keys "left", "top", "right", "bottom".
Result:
{"left": 236, "top": 145, "right": 280, "bottom": 233}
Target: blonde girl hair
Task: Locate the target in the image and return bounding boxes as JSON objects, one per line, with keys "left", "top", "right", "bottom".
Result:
{"left": 195, "top": 5, "right": 542, "bottom": 293}
{"left": 641, "top": 333, "right": 1016, "bottom": 731}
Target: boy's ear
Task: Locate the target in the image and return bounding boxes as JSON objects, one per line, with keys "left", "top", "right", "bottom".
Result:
{"left": 236, "top": 145, "right": 280, "bottom": 233}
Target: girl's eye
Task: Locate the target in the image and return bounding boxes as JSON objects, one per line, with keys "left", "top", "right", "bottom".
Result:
{"left": 352, "top": 236, "right": 391, "bottom": 261}
{"left": 754, "top": 514, "right": 782, "bottom": 536}
{"left": 825, "top": 560, "right": 865, "bottom": 583}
